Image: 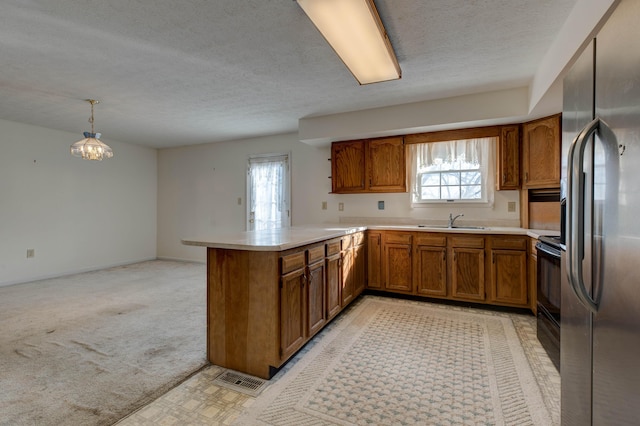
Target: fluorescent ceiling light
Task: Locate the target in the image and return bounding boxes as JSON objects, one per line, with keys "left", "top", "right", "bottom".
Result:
{"left": 297, "top": 0, "right": 401, "bottom": 85}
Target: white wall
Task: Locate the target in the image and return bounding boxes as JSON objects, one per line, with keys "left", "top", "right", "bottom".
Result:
{"left": 157, "top": 132, "right": 521, "bottom": 263}
{"left": 0, "top": 119, "right": 157, "bottom": 286}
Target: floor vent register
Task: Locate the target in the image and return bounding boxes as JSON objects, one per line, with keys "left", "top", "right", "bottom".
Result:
{"left": 212, "top": 370, "right": 268, "bottom": 397}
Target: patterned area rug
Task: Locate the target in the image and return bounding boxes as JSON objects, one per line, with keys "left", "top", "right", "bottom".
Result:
{"left": 235, "top": 297, "right": 553, "bottom": 425}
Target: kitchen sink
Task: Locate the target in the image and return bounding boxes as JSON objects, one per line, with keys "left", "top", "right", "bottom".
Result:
{"left": 416, "top": 225, "right": 485, "bottom": 230}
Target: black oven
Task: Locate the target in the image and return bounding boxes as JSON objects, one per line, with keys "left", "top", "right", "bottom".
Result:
{"left": 536, "top": 235, "right": 562, "bottom": 371}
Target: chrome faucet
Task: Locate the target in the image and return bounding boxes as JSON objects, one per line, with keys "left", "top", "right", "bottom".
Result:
{"left": 448, "top": 213, "right": 464, "bottom": 228}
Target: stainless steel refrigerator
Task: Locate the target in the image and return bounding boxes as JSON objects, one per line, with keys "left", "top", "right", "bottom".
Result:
{"left": 561, "top": 0, "right": 640, "bottom": 424}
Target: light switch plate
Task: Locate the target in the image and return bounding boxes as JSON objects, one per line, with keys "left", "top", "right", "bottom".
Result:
{"left": 378, "top": 201, "right": 385, "bottom": 210}
{"left": 338, "top": 202, "right": 344, "bottom": 211}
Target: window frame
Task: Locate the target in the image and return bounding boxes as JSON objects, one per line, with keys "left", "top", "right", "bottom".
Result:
{"left": 408, "top": 136, "right": 496, "bottom": 207}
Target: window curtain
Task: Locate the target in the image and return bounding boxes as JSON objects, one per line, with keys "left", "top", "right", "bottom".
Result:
{"left": 408, "top": 137, "right": 496, "bottom": 204}
{"left": 248, "top": 154, "right": 288, "bottom": 230}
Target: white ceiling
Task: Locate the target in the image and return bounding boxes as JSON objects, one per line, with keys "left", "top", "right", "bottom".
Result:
{"left": 0, "top": 0, "right": 578, "bottom": 149}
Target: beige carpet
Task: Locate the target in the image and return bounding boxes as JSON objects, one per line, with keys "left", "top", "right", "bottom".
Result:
{"left": 235, "top": 297, "right": 553, "bottom": 425}
{"left": 0, "top": 260, "right": 207, "bottom": 426}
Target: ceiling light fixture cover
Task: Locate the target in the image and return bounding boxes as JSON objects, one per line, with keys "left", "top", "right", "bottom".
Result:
{"left": 296, "top": 0, "right": 401, "bottom": 85}
{"left": 70, "top": 99, "right": 113, "bottom": 161}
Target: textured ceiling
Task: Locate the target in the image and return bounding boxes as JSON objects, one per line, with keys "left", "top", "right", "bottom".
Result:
{"left": 0, "top": 0, "right": 577, "bottom": 148}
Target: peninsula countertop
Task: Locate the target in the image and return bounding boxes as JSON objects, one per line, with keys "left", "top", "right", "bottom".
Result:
{"left": 182, "top": 225, "right": 558, "bottom": 252}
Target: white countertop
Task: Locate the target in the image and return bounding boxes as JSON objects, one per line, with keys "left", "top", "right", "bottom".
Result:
{"left": 182, "top": 225, "right": 558, "bottom": 251}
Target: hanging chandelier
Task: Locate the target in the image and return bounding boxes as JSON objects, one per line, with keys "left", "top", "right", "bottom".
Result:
{"left": 70, "top": 99, "right": 113, "bottom": 161}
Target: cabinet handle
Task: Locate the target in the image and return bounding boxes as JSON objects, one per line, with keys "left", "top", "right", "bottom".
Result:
{"left": 525, "top": 172, "right": 529, "bottom": 182}
{"left": 492, "top": 253, "right": 495, "bottom": 264}
{"left": 442, "top": 252, "right": 446, "bottom": 262}
{"left": 503, "top": 173, "right": 506, "bottom": 182}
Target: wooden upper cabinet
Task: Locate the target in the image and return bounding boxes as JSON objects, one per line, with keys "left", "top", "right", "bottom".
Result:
{"left": 331, "top": 140, "right": 366, "bottom": 193}
{"left": 522, "top": 114, "right": 561, "bottom": 188}
{"left": 331, "top": 137, "right": 406, "bottom": 193}
{"left": 496, "top": 125, "right": 521, "bottom": 190}
{"left": 366, "top": 137, "right": 406, "bottom": 192}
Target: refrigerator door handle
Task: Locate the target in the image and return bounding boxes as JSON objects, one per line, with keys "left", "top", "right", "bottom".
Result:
{"left": 567, "top": 116, "right": 600, "bottom": 313}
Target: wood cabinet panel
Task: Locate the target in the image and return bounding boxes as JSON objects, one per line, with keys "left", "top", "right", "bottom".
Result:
{"left": 529, "top": 238, "right": 538, "bottom": 314}
{"left": 367, "top": 137, "right": 406, "bottom": 192}
{"left": 281, "top": 251, "right": 305, "bottom": 274}
{"left": 451, "top": 247, "right": 485, "bottom": 301}
{"left": 331, "top": 140, "right": 366, "bottom": 193}
{"left": 384, "top": 241, "right": 413, "bottom": 293}
{"left": 522, "top": 114, "right": 561, "bottom": 188}
{"left": 326, "top": 239, "right": 341, "bottom": 256}
{"left": 353, "top": 241, "right": 366, "bottom": 296}
{"left": 490, "top": 250, "right": 528, "bottom": 306}
{"left": 280, "top": 269, "right": 305, "bottom": 360}
{"left": 415, "top": 245, "right": 447, "bottom": 296}
{"left": 306, "top": 260, "right": 326, "bottom": 337}
{"left": 496, "top": 125, "right": 520, "bottom": 190}
{"left": 331, "top": 137, "right": 406, "bottom": 194}
{"left": 367, "top": 232, "right": 382, "bottom": 289}
{"left": 326, "top": 253, "right": 342, "bottom": 319}
{"left": 307, "top": 245, "right": 325, "bottom": 264}
{"left": 341, "top": 245, "right": 354, "bottom": 305}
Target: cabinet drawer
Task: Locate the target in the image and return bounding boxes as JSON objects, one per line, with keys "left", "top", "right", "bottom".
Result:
{"left": 281, "top": 251, "right": 305, "bottom": 274}
{"left": 352, "top": 232, "right": 365, "bottom": 246}
{"left": 451, "top": 236, "right": 485, "bottom": 248}
{"left": 307, "top": 245, "right": 325, "bottom": 264}
{"left": 415, "top": 235, "right": 446, "bottom": 247}
{"left": 326, "top": 239, "right": 341, "bottom": 257}
{"left": 384, "top": 232, "right": 413, "bottom": 245}
{"left": 492, "top": 237, "right": 527, "bottom": 250}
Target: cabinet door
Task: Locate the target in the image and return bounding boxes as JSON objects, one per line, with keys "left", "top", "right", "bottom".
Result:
{"left": 490, "top": 249, "right": 528, "bottom": 306}
{"left": 307, "top": 260, "right": 326, "bottom": 337}
{"left": 522, "top": 114, "right": 561, "bottom": 188}
{"left": 451, "top": 247, "right": 485, "bottom": 301}
{"left": 353, "top": 243, "right": 366, "bottom": 296}
{"left": 341, "top": 247, "right": 354, "bottom": 305}
{"left": 367, "top": 232, "right": 382, "bottom": 289}
{"left": 326, "top": 253, "right": 342, "bottom": 319}
{"left": 280, "top": 269, "right": 305, "bottom": 360}
{"left": 529, "top": 239, "right": 538, "bottom": 314}
{"left": 415, "top": 245, "right": 447, "bottom": 297}
{"left": 367, "top": 136, "right": 406, "bottom": 192}
{"left": 331, "top": 140, "right": 365, "bottom": 193}
{"left": 496, "top": 125, "right": 520, "bottom": 190}
{"left": 384, "top": 235, "right": 413, "bottom": 293}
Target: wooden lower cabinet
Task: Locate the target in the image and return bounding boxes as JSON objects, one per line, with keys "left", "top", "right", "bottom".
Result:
{"left": 326, "top": 252, "right": 342, "bottom": 319}
{"left": 341, "top": 240, "right": 354, "bottom": 305}
{"left": 415, "top": 235, "right": 447, "bottom": 297}
{"left": 353, "top": 240, "right": 366, "bottom": 296}
{"left": 280, "top": 267, "right": 306, "bottom": 361}
{"left": 529, "top": 238, "right": 538, "bottom": 314}
{"left": 367, "top": 232, "right": 382, "bottom": 289}
{"left": 383, "top": 232, "right": 413, "bottom": 293}
{"left": 306, "top": 259, "right": 326, "bottom": 337}
{"left": 488, "top": 236, "right": 529, "bottom": 307}
{"left": 451, "top": 247, "right": 486, "bottom": 301}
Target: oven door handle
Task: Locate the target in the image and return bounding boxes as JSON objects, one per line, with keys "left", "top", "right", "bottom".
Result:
{"left": 536, "top": 242, "right": 561, "bottom": 259}
{"left": 567, "top": 117, "right": 599, "bottom": 313}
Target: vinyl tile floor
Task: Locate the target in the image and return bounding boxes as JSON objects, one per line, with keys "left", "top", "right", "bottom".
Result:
{"left": 116, "top": 296, "right": 560, "bottom": 426}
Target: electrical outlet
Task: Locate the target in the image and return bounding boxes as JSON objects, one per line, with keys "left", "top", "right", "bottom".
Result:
{"left": 338, "top": 202, "right": 344, "bottom": 211}
{"left": 321, "top": 201, "right": 327, "bottom": 210}
{"left": 237, "top": 197, "right": 242, "bottom": 205}
{"left": 26, "top": 249, "right": 35, "bottom": 258}
{"left": 507, "top": 201, "right": 516, "bottom": 212}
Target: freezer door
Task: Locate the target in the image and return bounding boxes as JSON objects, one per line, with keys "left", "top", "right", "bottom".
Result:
{"left": 561, "top": 39, "right": 594, "bottom": 426}
{"left": 593, "top": 0, "right": 640, "bottom": 423}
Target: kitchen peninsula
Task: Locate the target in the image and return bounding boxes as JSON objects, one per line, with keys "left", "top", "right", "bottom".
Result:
{"left": 183, "top": 225, "right": 553, "bottom": 379}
